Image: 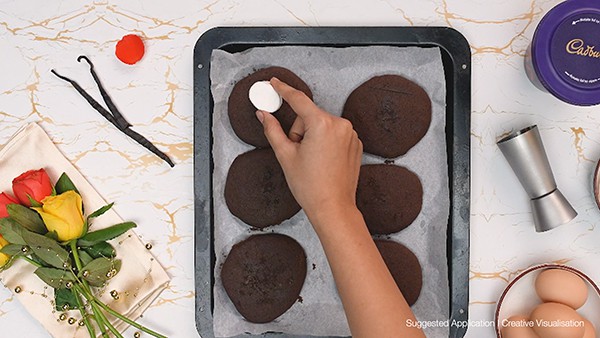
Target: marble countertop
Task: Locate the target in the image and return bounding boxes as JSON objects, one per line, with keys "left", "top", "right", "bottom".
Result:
{"left": 1, "top": 0, "right": 599, "bottom": 337}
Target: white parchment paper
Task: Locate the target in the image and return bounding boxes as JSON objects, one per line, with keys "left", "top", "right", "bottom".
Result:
{"left": 210, "top": 46, "right": 449, "bottom": 338}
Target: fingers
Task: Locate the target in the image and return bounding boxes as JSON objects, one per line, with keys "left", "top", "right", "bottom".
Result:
{"left": 288, "top": 117, "right": 305, "bottom": 142}
{"left": 270, "top": 77, "right": 320, "bottom": 120}
{"left": 256, "top": 110, "right": 294, "bottom": 157}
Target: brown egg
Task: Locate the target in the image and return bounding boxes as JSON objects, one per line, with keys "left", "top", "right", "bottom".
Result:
{"left": 501, "top": 315, "right": 539, "bottom": 338}
{"left": 535, "top": 269, "right": 588, "bottom": 309}
{"left": 582, "top": 318, "right": 596, "bottom": 338}
{"left": 530, "top": 302, "right": 585, "bottom": 338}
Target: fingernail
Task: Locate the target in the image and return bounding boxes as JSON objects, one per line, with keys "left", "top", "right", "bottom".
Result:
{"left": 270, "top": 77, "right": 280, "bottom": 83}
{"left": 255, "top": 110, "right": 265, "bottom": 123}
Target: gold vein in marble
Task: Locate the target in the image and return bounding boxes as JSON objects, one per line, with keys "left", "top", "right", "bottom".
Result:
{"left": 570, "top": 127, "right": 593, "bottom": 163}
{"left": 437, "top": 0, "right": 542, "bottom": 56}
{"left": 0, "top": 1, "right": 186, "bottom": 48}
{"left": 103, "top": 0, "right": 231, "bottom": 38}
{"left": 380, "top": 0, "right": 414, "bottom": 25}
{"left": 62, "top": 127, "right": 190, "bottom": 168}
{"left": 470, "top": 268, "right": 511, "bottom": 283}
{"left": 151, "top": 200, "right": 192, "bottom": 259}
{"left": 0, "top": 294, "right": 15, "bottom": 317}
{"left": 147, "top": 66, "right": 192, "bottom": 126}
{"left": 470, "top": 258, "right": 574, "bottom": 283}
{"left": 151, "top": 289, "right": 194, "bottom": 308}
{"left": 160, "top": 142, "right": 192, "bottom": 162}
{"left": 470, "top": 131, "right": 484, "bottom": 147}
{"left": 0, "top": 65, "right": 49, "bottom": 123}
{"left": 306, "top": 1, "right": 321, "bottom": 26}
{"left": 0, "top": 4, "right": 92, "bottom": 36}
{"left": 273, "top": 0, "right": 309, "bottom": 26}
{"left": 105, "top": 0, "right": 224, "bottom": 34}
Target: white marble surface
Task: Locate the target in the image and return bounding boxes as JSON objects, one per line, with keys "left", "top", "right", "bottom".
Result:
{"left": 1, "top": 1, "right": 599, "bottom": 337}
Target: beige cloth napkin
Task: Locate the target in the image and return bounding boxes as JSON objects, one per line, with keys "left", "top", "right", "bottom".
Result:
{"left": 0, "top": 123, "right": 170, "bottom": 337}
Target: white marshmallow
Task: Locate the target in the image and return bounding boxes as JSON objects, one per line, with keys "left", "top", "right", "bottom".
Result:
{"left": 248, "top": 81, "right": 283, "bottom": 113}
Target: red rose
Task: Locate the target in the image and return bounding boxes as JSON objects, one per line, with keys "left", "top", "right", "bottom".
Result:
{"left": 12, "top": 169, "right": 53, "bottom": 207}
{"left": 0, "top": 192, "right": 19, "bottom": 218}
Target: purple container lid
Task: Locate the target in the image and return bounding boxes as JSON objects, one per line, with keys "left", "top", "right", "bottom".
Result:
{"left": 531, "top": 0, "right": 600, "bottom": 106}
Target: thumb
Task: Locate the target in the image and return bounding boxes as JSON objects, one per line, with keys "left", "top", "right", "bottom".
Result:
{"left": 256, "top": 110, "right": 294, "bottom": 157}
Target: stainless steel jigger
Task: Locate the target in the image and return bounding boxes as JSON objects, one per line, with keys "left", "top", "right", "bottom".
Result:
{"left": 497, "top": 125, "right": 577, "bottom": 232}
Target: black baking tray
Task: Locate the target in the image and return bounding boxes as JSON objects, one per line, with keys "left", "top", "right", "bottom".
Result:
{"left": 193, "top": 26, "right": 471, "bottom": 338}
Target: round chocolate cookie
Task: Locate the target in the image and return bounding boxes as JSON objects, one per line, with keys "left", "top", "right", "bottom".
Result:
{"left": 356, "top": 164, "right": 422, "bottom": 235}
{"left": 228, "top": 66, "right": 313, "bottom": 148}
{"left": 374, "top": 239, "right": 422, "bottom": 306}
{"left": 221, "top": 234, "right": 307, "bottom": 323}
{"left": 225, "top": 148, "right": 300, "bottom": 228}
{"left": 342, "top": 74, "right": 431, "bottom": 158}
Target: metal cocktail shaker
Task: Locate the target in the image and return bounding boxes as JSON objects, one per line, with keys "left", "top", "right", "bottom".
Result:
{"left": 497, "top": 125, "right": 577, "bottom": 232}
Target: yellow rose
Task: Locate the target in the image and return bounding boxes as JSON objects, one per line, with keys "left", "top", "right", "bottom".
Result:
{"left": 34, "top": 191, "right": 85, "bottom": 242}
{"left": 0, "top": 236, "right": 10, "bottom": 267}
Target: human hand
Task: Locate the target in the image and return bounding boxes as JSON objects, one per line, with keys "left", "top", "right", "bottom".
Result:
{"left": 255, "top": 77, "right": 363, "bottom": 223}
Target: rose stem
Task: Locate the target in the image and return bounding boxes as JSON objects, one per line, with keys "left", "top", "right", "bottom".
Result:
{"left": 50, "top": 64, "right": 175, "bottom": 167}
{"left": 92, "top": 301, "right": 124, "bottom": 338}
{"left": 77, "top": 55, "right": 131, "bottom": 130}
{"left": 91, "top": 301, "right": 113, "bottom": 338}
{"left": 74, "top": 284, "right": 109, "bottom": 338}
{"left": 70, "top": 242, "right": 107, "bottom": 337}
{"left": 79, "top": 286, "right": 124, "bottom": 338}
{"left": 70, "top": 248, "right": 164, "bottom": 338}
{"left": 69, "top": 241, "right": 84, "bottom": 272}
{"left": 93, "top": 306, "right": 110, "bottom": 338}
{"left": 68, "top": 242, "right": 95, "bottom": 298}
{"left": 91, "top": 298, "right": 167, "bottom": 338}
{"left": 72, "top": 288, "right": 96, "bottom": 338}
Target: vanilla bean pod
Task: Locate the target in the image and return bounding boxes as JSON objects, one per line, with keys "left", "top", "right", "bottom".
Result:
{"left": 123, "top": 128, "right": 174, "bottom": 167}
{"left": 51, "top": 57, "right": 175, "bottom": 167}
{"left": 50, "top": 70, "right": 119, "bottom": 127}
{"left": 77, "top": 55, "right": 131, "bottom": 130}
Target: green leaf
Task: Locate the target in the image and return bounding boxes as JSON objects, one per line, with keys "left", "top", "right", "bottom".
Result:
{"left": 27, "top": 195, "right": 42, "bottom": 208}
{"left": 23, "top": 231, "right": 70, "bottom": 269}
{"left": 0, "top": 244, "right": 25, "bottom": 256}
{"left": 77, "top": 222, "right": 136, "bottom": 247}
{"left": 79, "top": 250, "right": 94, "bottom": 266}
{"left": 0, "top": 218, "right": 27, "bottom": 245}
{"left": 30, "top": 253, "right": 48, "bottom": 268}
{"left": 45, "top": 231, "right": 59, "bottom": 241}
{"left": 88, "top": 203, "right": 113, "bottom": 220}
{"left": 34, "top": 267, "right": 75, "bottom": 289}
{"left": 7, "top": 204, "right": 46, "bottom": 234}
{"left": 55, "top": 173, "right": 79, "bottom": 195}
{"left": 83, "top": 242, "right": 116, "bottom": 259}
{"left": 54, "top": 288, "right": 79, "bottom": 311}
{"left": 80, "top": 257, "right": 121, "bottom": 287}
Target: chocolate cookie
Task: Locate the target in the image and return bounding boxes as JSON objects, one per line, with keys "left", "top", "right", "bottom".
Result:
{"left": 225, "top": 148, "right": 300, "bottom": 228}
{"left": 374, "top": 239, "right": 422, "bottom": 306}
{"left": 228, "top": 67, "right": 313, "bottom": 148}
{"left": 356, "top": 164, "right": 422, "bottom": 234}
{"left": 221, "top": 234, "right": 307, "bottom": 323}
{"left": 342, "top": 74, "right": 431, "bottom": 158}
